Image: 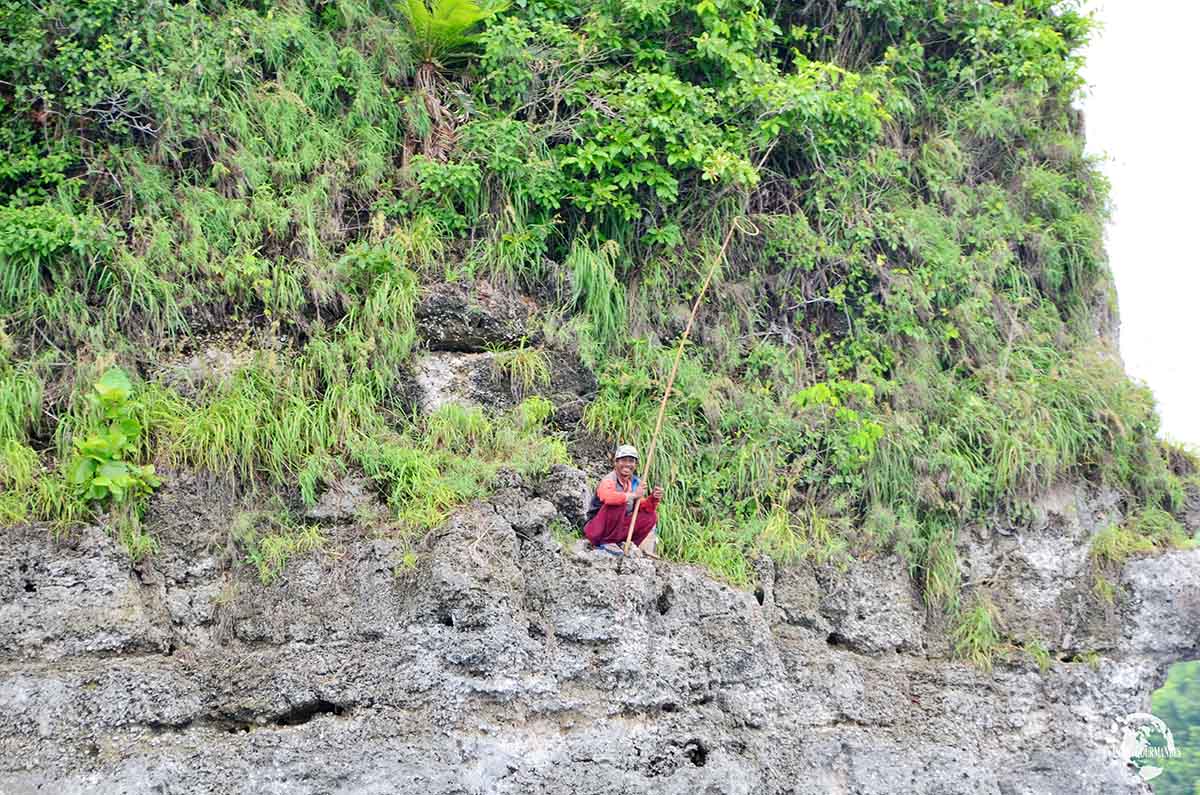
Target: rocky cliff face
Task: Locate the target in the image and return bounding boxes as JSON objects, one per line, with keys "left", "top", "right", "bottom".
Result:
{"left": 2, "top": 462, "right": 1196, "bottom": 794}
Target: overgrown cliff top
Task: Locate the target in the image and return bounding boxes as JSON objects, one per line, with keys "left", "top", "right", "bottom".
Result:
{"left": 1, "top": 0, "right": 1196, "bottom": 625}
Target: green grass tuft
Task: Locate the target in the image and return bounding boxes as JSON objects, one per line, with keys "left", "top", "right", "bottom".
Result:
{"left": 1024, "top": 638, "right": 1052, "bottom": 673}
{"left": 951, "top": 594, "right": 1003, "bottom": 672}
{"left": 425, "top": 403, "right": 493, "bottom": 454}
{"left": 568, "top": 239, "right": 627, "bottom": 352}
{"left": 0, "top": 361, "right": 43, "bottom": 443}
{"left": 230, "top": 508, "right": 327, "bottom": 585}
{"left": 0, "top": 439, "right": 38, "bottom": 490}
{"left": 490, "top": 341, "right": 551, "bottom": 400}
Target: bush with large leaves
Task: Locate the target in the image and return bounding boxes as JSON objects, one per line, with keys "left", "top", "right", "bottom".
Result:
{"left": 69, "top": 367, "right": 159, "bottom": 505}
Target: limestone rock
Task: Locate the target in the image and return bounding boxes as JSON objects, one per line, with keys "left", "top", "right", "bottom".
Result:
{"left": 534, "top": 464, "right": 591, "bottom": 528}
{"left": 0, "top": 478, "right": 1187, "bottom": 794}
{"left": 1121, "top": 547, "right": 1200, "bottom": 661}
{"left": 815, "top": 555, "right": 926, "bottom": 655}
{"left": 411, "top": 350, "right": 504, "bottom": 412}
{"left": 416, "top": 282, "right": 532, "bottom": 353}
{"left": 303, "top": 476, "right": 378, "bottom": 524}
{"left": 958, "top": 484, "right": 1124, "bottom": 652}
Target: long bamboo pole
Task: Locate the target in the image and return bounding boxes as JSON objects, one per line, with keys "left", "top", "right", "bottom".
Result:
{"left": 619, "top": 221, "right": 742, "bottom": 555}
{"left": 617, "top": 132, "right": 782, "bottom": 557}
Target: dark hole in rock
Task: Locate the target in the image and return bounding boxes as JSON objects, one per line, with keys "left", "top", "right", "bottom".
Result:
{"left": 684, "top": 738, "right": 707, "bottom": 767}
{"left": 272, "top": 699, "right": 347, "bottom": 727}
{"left": 753, "top": 587, "right": 765, "bottom": 606}
{"left": 438, "top": 611, "right": 454, "bottom": 628}
{"left": 661, "top": 702, "right": 678, "bottom": 713}
{"left": 826, "top": 632, "right": 848, "bottom": 647}
{"left": 656, "top": 586, "right": 673, "bottom": 615}
{"left": 527, "top": 623, "right": 545, "bottom": 639}
{"left": 18, "top": 562, "right": 28, "bottom": 573}
{"left": 23, "top": 579, "right": 35, "bottom": 593}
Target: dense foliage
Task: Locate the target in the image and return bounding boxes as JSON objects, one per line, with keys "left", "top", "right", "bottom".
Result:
{"left": 1149, "top": 660, "right": 1200, "bottom": 794}
{"left": 1, "top": 0, "right": 1194, "bottom": 644}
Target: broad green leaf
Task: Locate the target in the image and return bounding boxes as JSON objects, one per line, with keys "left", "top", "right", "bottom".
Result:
{"left": 97, "top": 460, "right": 129, "bottom": 481}
{"left": 93, "top": 367, "right": 132, "bottom": 404}
{"left": 117, "top": 418, "right": 141, "bottom": 441}
{"left": 70, "top": 456, "right": 97, "bottom": 485}
{"left": 76, "top": 435, "right": 112, "bottom": 458}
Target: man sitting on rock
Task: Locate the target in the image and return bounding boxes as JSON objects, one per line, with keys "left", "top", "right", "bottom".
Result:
{"left": 584, "top": 444, "right": 662, "bottom": 555}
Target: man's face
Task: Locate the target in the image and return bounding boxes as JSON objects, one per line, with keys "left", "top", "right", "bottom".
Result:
{"left": 615, "top": 456, "right": 637, "bottom": 478}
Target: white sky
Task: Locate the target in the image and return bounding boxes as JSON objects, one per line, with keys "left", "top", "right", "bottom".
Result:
{"left": 1079, "top": 1, "right": 1200, "bottom": 449}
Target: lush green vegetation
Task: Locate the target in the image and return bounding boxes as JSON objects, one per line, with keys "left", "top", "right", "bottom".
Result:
{"left": 1148, "top": 660, "right": 1200, "bottom": 793}
{"left": 1, "top": 0, "right": 1194, "bottom": 635}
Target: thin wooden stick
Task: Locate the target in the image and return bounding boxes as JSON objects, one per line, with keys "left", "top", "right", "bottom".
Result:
{"left": 619, "top": 143, "right": 777, "bottom": 557}
{"left": 619, "top": 144, "right": 775, "bottom": 556}
{"left": 620, "top": 223, "right": 739, "bottom": 555}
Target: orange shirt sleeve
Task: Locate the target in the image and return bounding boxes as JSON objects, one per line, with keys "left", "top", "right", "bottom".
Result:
{"left": 596, "top": 475, "right": 630, "bottom": 506}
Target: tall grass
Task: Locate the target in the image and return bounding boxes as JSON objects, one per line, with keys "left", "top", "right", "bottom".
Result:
{"left": 353, "top": 397, "right": 568, "bottom": 532}
{"left": 0, "top": 440, "right": 40, "bottom": 524}
{"left": 425, "top": 403, "right": 493, "bottom": 453}
{"left": 0, "top": 362, "right": 43, "bottom": 442}
{"left": 0, "top": 0, "right": 1184, "bottom": 609}
{"left": 490, "top": 341, "right": 551, "bottom": 399}
{"left": 568, "top": 239, "right": 626, "bottom": 352}
{"left": 861, "top": 339, "right": 1187, "bottom": 605}
{"left": 0, "top": 439, "right": 39, "bottom": 489}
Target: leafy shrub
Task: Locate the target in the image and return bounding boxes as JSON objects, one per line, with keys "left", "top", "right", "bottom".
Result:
{"left": 68, "top": 367, "right": 160, "bottom": 505}
{"left": 399, "top": 0, "right": 506, "bottom": 65}
{"left": 790, "top": 381, "right": 884, "bottom": 487}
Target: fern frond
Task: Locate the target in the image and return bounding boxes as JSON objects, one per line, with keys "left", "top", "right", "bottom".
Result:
{"left": 399, "top": 0, "right": 507, "bottom": 64}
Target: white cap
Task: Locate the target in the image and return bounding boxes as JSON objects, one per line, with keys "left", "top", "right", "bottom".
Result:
{"left": 613, "top": 444, "right": 639, "bottom": 461}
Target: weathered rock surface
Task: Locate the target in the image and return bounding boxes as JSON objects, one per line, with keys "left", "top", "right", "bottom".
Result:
{"left": 0, "top": 476, "right": 1194, "bottom": 794}
{"left": 410, "top": 282, "right": 595, "bottom": 420}
{"left": 413, "top": 350, "right": 503, "bottom": 412}
{"left": 416, "top": 282, "right": 533, "bottom": 353}
{"left": 303, "top": 476, "right": 379, "bottom": 524}
{"left": 958, "top": 484, "right": 1126, "bottom": 655}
